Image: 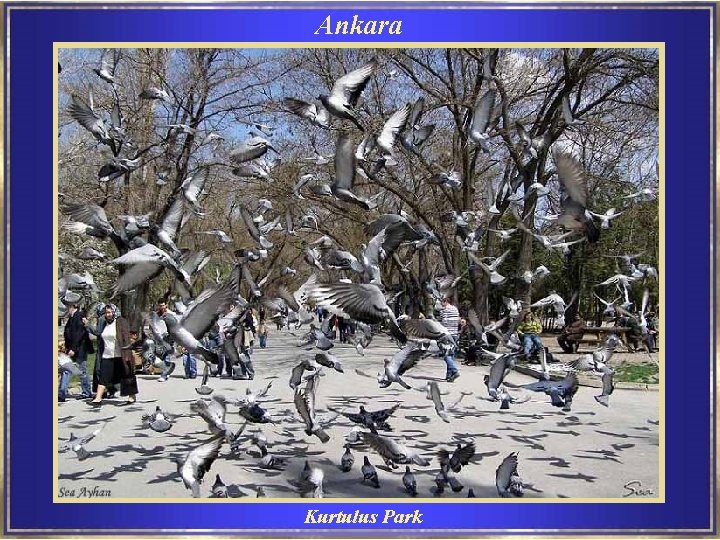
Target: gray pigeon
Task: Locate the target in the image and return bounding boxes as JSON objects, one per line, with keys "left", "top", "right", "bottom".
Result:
{"left": 318, "top": 59, "right": 377, "bottom": 131}
{"left": 496, "top": 452, "right": 525, "bottom": 498}
{"left": 175, "top": 435, "right": 223, "bottom": 498}
{"left": 361, "top": 456, "right": 380, "bottom": 488}
{"left": 402, "top": 466, "right": 418, "bottom": 496}
{"left": 340, "top": 445, "right": 354, "bottom": 472}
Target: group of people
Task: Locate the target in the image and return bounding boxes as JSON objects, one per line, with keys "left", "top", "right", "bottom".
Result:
{"left": 59, "top": 291, "right": 660, "bottom": 404}
{"left": 437, "top": 297, "right": 660, "bottom": 376}
{"left": 58, "top": 295, "right": 277, "bottom": 406}
{"left": 60, "top": 296, "right": 138, "bottom": 406}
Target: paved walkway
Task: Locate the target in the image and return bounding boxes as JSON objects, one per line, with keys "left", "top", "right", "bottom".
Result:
{"left": 57, "top": 327, "right": 660, "bottom": 499}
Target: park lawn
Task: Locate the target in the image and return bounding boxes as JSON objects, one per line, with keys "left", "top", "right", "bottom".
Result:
{"left": 614, "top": 361, "right": 659, "bottom": 384}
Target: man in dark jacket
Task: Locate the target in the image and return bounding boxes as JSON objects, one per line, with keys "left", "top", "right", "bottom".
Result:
{"left": 557, "top": 313, "right": 587, "bottom": 353}
{"left": 61, "top": 293, "right": 93, "bottom": 399}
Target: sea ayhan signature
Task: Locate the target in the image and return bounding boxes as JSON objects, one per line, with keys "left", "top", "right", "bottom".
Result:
{"left": 58, "top": 486, "right": 112, "bottom": 498}
{"left": 622, "top": 480, "right": 654, "bottom": 497}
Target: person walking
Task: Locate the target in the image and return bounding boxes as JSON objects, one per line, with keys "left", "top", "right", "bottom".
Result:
{"left": 83, "top": 304, "right": 138, "bottom": 407}
{"left": 61, "top": 292, "right": 93, "bottom": 400}
{"left": 439, "top": 297, "right": 461, "bottom": 382}
{"left": 257, "top": 320, "right": 268, "bottom": 349}
{"left": 517, "top": 311, "right": 544, "bottom": 360}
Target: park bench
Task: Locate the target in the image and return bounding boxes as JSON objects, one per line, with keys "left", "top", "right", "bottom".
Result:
{"left": 573, "top": 326, "right": 633, "bottom": 352}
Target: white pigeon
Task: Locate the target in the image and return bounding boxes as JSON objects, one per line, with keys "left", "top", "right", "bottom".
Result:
{"left": 589, "top": 208, "right": 623, "bottom": 229}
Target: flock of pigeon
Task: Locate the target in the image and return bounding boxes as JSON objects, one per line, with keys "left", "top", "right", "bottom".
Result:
{"left": 58, "top": 51, "right": 658, "bottom": 499}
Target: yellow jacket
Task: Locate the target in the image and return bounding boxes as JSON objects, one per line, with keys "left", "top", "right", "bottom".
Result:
{"left": 517, "top": 318, "right": 542, "bottom": 335}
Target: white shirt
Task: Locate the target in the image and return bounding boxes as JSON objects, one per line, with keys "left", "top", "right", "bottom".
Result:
{"left": 101, "top": 320, "right": 121, "bottom": 359}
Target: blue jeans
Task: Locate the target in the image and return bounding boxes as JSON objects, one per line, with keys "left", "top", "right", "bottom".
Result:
{"left": 183, "top": 354, "right": 197, "bottom": 379}
{"left": 62, "top": 355, "right": 91, "bottom": 398}
{"left": 259, "top": 335, "right": 267, "bottom": 348}
{"left": 522, "top": 334, "right": 544, "bottom": 357}
{"left": 58, "top": 369, "right": 71, "bottom": 400}
{"left": 443, "top": 342, "right": 459, "bottom": 378}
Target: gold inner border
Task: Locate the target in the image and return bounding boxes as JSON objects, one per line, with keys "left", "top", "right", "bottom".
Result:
{"left": 52, "top": 40, "right": 666, "bottom": 503}
{"left": 0, "top": 0, "right": 711, "bottom": 535}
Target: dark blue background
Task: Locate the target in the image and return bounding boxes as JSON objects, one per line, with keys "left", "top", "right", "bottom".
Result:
{"left": 5, "top": 2, "right": 715, "bottom": 535}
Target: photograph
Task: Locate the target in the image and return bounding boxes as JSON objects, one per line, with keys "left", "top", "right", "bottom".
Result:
{"left": 54, "top": 46, "right": 661, "bottom": 501}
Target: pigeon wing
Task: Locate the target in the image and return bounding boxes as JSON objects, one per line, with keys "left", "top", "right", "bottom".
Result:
{"left": 377, "top": 104, "right": 411, "bottom": 150}
{"left": 111, "top": 263, "right": 163, "bottom": 297}
{"left": 495, "top": 453, "right": 519, "bottom": 495}
{"left": 307, "top": 282, "right": 388, "bottom": 324}
{"left": 180, "top": 266, "right": 241, "bottom": 338}
{"left": 554, "top": 152, "right": 588, "bottom": 205}
{"left": 470, "top": 89, "right": 496, "bottom": 135}
{"left": 429, "top": 382, "right": 450, "bottom": 422}
{"left": 61, "top": 202, "right": 110, "bottom": 231}
{"left": 239, "top": 205, "right": 262, "bottom": 243}
{"left": 331, "top": 59, "right": 377, "bottom": 106}
{"left": 333, "top": 132, "right": 356, "bottom": 190}
{"left": 68, "top": 95, "right": 104, "bottom": 134}
{"left": 160, "top": 197, "right": 185, "bottom": 240}
{"left": 183, "top": 435, "right": 224, "bottom": 493}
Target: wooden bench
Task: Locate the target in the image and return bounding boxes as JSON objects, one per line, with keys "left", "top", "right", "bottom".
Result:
{"left": 574, "top": 327, "right": 633, "bottom": 352}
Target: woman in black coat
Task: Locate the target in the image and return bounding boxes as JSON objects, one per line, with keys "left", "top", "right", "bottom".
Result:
{"left": 84, "top": 303, "right": 138, "bottom": 407}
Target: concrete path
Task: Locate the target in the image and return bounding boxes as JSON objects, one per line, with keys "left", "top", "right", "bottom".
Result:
{"left": 56, "top": 327, "right": 661, "bottom": 500}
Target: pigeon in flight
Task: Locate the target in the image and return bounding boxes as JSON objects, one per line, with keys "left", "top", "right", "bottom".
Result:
{"left": 294, "top": 369, "right": 331, "bottom": 443}
{"left": 589, "top": 208, "right": 623, "bottom": 229}
{"left": 438, "top": 442, "right": 475, "bottom": 474}
{"left": 378, "top": 342, "right": 428, "bottom": 389}
{"left": 521, "top": 373, "right": 579, "bottom": 412}
{"left": 495, "top": 452, "right": 525, "bottom": 497}
{"left": 400, "top": 96, "right": 436, "bottom": 154}
{"left": 175, "top": 435, "right": 224, "bottom": 498}
{"left": 59, "top": 424, "right": 106, "bottom": 461}
{"left": 140, "top": 86, "right": 172, "bottom": 102}
{"left": 360, "top": 432, "right": 430, "bottom": 469}
{"left": 230, "top": 132, "right": 277, "bottom": 164}
{"left": 282, "top": 97, "right": 330, "bottom": 128}
{"left": 332, "top": 132, "right": 377, "bottom": 210}
{"left": 67, "top": 93, "right": 118, "bottom": 153}
{"left": 468, "top": 88, "right": 496, "bottom": 152}
{"left": 330, "top": 403, "right": 400, "bottom": 434}
{"left": 191, "top": 395, "right": 233, "bottom": 441}
{"left": 306, "top": 280, "right": 407, "bottom": 344}
{"left": 376, "top": 103, "right": 411, "bottom": 165}
{"left": 318, "top": 58, "right": 377, "bottom": 131}
{"left": 553, "top": 151, "right": 600, "bottom": 243}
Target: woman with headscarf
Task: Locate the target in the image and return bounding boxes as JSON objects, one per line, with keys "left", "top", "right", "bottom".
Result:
{"left": 83, "top": 303, "right": 138, "bottom": 407}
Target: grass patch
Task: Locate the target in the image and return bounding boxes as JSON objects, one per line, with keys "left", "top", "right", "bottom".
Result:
{"left": 614, "top": 362, "right": 659, "bottom": 384}
{"left": 68, "top": 353, "right": 95, "bottom": 388}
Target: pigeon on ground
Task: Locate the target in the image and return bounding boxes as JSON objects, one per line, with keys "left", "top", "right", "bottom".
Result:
{"left": 361, "top": 456, "right": 380, "bottom": 488}
{"left": 340, "top": 445, "right": 354, "bottom": 472}
{"left": 403, "top": 466, "right": 418, "bottom": 496}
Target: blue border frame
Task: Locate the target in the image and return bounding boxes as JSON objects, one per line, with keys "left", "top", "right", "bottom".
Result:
{"left": 6, "top": 2, "right": 715, "bottom": 535}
